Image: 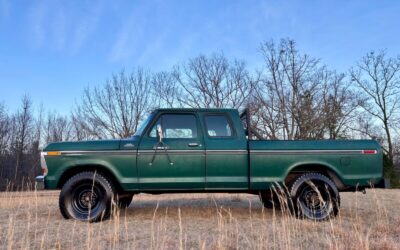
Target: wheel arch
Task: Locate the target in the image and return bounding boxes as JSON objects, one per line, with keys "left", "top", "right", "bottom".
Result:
{"left": 57, "top": 164, "right": 124, "bottom": 193}
{"left": 284, "top": 163, "right": 346, "bottom": 190}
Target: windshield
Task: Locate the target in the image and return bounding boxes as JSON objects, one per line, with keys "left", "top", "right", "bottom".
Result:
{"left": 133, "top": 112, "right": 155, "bottom": 137}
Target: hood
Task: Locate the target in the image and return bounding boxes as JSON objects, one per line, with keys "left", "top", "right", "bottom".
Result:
{"left": 44, "top": 139, "right": 121, "bottom": 152}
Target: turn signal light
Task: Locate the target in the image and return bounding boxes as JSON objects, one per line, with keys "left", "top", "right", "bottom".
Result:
{"left": 47, "top": 151, "right": 61, "bottom": 156}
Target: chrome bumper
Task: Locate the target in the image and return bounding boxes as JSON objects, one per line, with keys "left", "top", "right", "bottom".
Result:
{"left": 36, "top": 151, "right": 48, "bottom": 190}
{"left": 35, "top": 175, "right": 45, "bottom": 190}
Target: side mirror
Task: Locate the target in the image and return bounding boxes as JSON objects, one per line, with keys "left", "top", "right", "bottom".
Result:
{"left": 157, "top": 124, "right": 163, "bottom": 142}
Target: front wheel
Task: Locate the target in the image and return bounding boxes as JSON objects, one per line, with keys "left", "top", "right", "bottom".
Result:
{"left": 259, "top": 190, "right": 281, "bottom": 209}
{"left": 289, "top": 173, "right": 340, "bottom": 221}
{"left": 59, "top": 172, "right": 116, "bottom": 222}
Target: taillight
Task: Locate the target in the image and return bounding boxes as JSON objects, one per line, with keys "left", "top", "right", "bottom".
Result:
{"left": 362, "top": 150, "right": 377, "bottom": 155}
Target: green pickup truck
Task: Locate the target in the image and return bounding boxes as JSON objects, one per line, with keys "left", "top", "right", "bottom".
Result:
{"left": 36, "top": 108, "right": 384, "bottom": 222}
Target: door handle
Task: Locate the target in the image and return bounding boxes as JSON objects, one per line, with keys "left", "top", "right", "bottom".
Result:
{"left": 188, "top": 143, "right": 199, "bottom": 147}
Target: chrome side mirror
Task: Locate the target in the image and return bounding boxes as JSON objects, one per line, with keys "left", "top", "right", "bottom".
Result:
{"left": 157, "top": 124, "right": 163, "bottom": 142}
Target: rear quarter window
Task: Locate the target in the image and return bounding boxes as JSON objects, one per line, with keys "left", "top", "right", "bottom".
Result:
{"left": 204, "top": 115, "right": 233, "bottom": 137}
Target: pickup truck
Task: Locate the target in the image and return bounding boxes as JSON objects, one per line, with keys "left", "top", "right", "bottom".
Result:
{"left": 36, "top": 108, "right": 384, "bottom": 222}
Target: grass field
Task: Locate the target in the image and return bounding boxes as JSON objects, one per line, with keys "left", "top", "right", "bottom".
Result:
{"left": 0, "top": 189, "right": 399, "bottom": 249}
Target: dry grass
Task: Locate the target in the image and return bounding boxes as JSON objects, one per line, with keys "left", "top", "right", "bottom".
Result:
{"left": 0, "top": 189, "right": 399, "bottom": 250}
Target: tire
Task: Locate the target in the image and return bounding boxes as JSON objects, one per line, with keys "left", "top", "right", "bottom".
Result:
{"left": 59, "top": 171, "right": 116, "bottom": 222}
{"left": 289, "top": 173, "right": 340, "bottom": 221}
{"left": 117, "top": 194, "right": 134, "bottom": 209}
{"left": 259, "top": 190, "right": 281, "bottom": 209}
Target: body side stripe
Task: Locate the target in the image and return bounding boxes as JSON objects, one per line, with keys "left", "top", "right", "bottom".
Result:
{"left": 53, "top": 149, "right": 369, "bottom": 156}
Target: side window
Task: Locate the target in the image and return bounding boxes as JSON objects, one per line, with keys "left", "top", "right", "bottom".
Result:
{"left": 205, "top": 115, "right": 233, "bottom": 137}
{"left": 149, "top": 114, "right": 198, "bottom": 139}
{"left": 149, "top": 118, "right": 160, "bottom": 138}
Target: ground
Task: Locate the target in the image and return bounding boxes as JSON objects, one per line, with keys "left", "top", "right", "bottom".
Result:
{"left": 0, "top": 189, "right": 399, "bottom": 249}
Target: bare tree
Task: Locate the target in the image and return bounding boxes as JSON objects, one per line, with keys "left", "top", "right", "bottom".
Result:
{"left": 74, "top": 69, "right": 153, "bottom": 139}
{"left": 353, "top": 112, "right": 384, "bottom": 140}
{"left": 70, "top": 113, "right": 95, "bottom": 141}
{"left": 174, "top": 53, "right": 255, "bottom": 109}
{"left": 394, "top": 139, "right": 400, "bottom": 172}
{"left": 0, "top": 103, "right": 11, "bottom": 155}
{"left": 151, "top": 71, "right": 181, "bottom": 108}
{"left": 0, "top": 103, "right": 11, "bottom": 179}
{"left": 34, "top": 105, "right": 44, "bottom": 147}
{"left": 321, "top": 71, "right": 360, "bottom": 139}
{"left": 44, "top": 112, "right": 72, "bottom": 144}
{"left": 256, "top": 39, "right": 358, "bottom": 140}
{"left": 256, "top": 39, "right": 322, "bottom": 139}
{"left": 351, "top": 51, "right": 400, "bottom": 163}
{"left": 10, "top": 96, "right": 33, "bottom": 179}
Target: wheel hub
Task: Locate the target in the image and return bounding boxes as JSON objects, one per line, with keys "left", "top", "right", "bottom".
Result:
{"left": 74, "top": 188, "right": 100, "bottom": 212}
{"left": 304, "top": 191, "right": 321, "bottom": 209}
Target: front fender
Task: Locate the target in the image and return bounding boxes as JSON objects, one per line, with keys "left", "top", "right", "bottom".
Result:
{"left": 45, "top": 155, "right": 138, "bottom": 191}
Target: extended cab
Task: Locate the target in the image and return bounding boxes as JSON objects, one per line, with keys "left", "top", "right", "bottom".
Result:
{"left": 36, "top": 108, "right": 384, "bottom": 222}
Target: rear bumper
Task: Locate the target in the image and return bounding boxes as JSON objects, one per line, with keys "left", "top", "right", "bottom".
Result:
{"left": 375, "top": 178, "right": 390, "bottom": 189}
{"left": 35, "top": 175, "right": 45, "bottom": 190}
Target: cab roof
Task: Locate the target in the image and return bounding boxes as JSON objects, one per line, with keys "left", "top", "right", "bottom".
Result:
{"left": 154, "top": 108, "right": 239, "bottom": 113}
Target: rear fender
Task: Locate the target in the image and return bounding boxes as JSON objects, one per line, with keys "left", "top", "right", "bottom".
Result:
{"left": 284, "top": 161, "right": 345, "bottom": 189}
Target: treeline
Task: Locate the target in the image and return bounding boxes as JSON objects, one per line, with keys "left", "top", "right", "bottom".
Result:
{"left": 1, "top": 38, "right": 399, "bottom": 190}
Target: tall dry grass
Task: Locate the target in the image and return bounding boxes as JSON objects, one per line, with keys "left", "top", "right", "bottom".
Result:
{"left": 0, "top": 188, "right": 399, "bottom": 249}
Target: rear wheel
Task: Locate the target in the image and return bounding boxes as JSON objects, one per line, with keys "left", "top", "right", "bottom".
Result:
{"left": 289, "top": 173, "right": 340, "bottom": 221}
{"left": 59, "top": 171, "right": 116, "bottom": 222}
{"left": 117, "top": 194, "right": 134, "bottom": 208}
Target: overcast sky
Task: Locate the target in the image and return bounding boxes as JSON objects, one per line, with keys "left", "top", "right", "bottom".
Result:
{"left": 1, "top": 0, "right": 399, "bottom": 114}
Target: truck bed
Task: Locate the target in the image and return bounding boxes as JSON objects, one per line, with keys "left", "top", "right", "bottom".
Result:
{"left": 248, "top": 139, "right": 383, "bottom": 190}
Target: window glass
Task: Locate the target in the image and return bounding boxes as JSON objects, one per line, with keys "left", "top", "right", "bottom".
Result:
{"left": 149, "top": 114, "right": 197, "bottom": 138}
{"left": 205, "top": 115, "right": 233, "bottom": 137}
{"left": 149, "top": 118, "right": 160, "bottom": 138}
{"left": 133, "top": 112, "right": 155, "bottom": 137}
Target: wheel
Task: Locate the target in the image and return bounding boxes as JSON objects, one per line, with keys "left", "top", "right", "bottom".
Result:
{"left": 59, "top": 171, "right": 116, "bottom": 222}
{"left": 117, "top": 194, "right": 134, "bottom": 208}
{"left": 259, "top": 190, "right": 281, "bottom": 209}
{"left": 289, "top": 173, "right": 340, "bottom": 221}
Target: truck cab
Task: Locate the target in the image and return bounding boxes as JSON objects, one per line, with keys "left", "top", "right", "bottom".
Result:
{"left": 133, "top": 108, "right": 249, "bottom": 190}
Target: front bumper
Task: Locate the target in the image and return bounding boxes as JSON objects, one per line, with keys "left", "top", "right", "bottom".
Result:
{"left": 35, "top": 175, "right": 45, "bottom": 190}
{"left": 35, "top": 151, "right": 48, "bottom": 190}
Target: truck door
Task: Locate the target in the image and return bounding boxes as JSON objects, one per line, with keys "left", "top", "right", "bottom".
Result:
{"left": 202, "top": 112, "right": 248, "bottom": 189}
{"left": 137, "top": 113, "right": 205, "bottom": 190}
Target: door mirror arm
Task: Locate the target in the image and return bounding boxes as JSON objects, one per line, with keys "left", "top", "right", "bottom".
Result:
{"left": 157, "top": 124, "right": 163, "bottom": 143}
{"left": 150, "top": 124, "right": 173, "bottom": 166}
